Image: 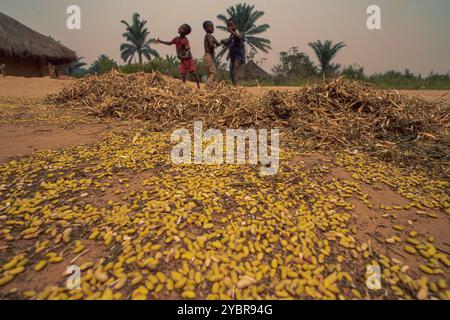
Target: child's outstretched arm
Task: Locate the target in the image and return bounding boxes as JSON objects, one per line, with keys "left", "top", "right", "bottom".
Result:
{"left": 212, "top": 36, "right": 220, "bottom": 47}
{"left": 156, "top": 38, "right": 172, "bottom": 46}
{"left": 220, "top": 38, "right": 230, "bottom": 46}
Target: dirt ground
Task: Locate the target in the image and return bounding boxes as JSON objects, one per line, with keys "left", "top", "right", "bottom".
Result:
{"left": 0, "top": 124, "right": 104, "bottom": 164}
{"left": 0, "top": 76, "right": 75, "bottom": 98}
{"left": 0, "top": 76, "right": 448, "bottom": 300}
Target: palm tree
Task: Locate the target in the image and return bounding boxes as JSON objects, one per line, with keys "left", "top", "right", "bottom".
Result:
{"left": 308, "top": 40, "right": 346, "bottom": 76}
{"left": 120, "top": 13, "right": 159, "bottom": 64}
{"left": 217, "top": 3, "right": 271, "bottom": 61}
{"left": 66, "top": 56, "right": 87, "bottom": 77}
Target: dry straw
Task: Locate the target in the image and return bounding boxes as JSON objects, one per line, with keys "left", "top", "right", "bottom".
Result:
{"left": 48, "top": 71, "right": 449, "bottom": 175}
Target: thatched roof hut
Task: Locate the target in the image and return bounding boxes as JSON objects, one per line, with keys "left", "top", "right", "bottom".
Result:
{"left": 0, "top": 12, "right": 77, "bottom": 77}
{"left": 240, "top": 60, "right": 271, "bottom": 81}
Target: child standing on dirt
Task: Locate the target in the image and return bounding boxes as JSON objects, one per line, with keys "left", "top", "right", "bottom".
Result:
{"left": 157, "top": 24, "right": 200, "bottom": 88}
{"left": 202, "top": 21, "right": 220, "bottom": 86}
{"left": 223, "top": 18, "right": 244, "bottom": 86}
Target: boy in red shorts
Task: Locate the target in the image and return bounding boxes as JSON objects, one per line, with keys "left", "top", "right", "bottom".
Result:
{"left": 157, "top": 24, "right": 200, "bottom": 88}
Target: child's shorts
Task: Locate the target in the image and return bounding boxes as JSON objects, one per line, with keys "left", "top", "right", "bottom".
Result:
{"left": 230, "top": 52, "right": 245, "bottom": 65}
{"left": 203, "top": 54, "right": 217, "bottom": 75}
{"left": 180, "top": 59, "right": 196, "bottom": 74}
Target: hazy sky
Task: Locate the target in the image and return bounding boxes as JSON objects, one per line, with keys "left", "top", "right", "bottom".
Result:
{"left": 1, "top": 0, "right": 449, "bottom": 74}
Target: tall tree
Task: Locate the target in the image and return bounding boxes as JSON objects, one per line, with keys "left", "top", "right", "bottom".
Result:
{"left": 273, "top": 47, "right": 317, "bottom": 78}
{"left": 120, "top": 13, "right": 159, "bottom": 64}
{"left": 89, "top": 55, "right": 118, "bottom": 75}
{"left": 217, "top": 3, "right": 271, "bottom": 61}
{"left": 308, "top": 40, "right": 346, "bottom": 76}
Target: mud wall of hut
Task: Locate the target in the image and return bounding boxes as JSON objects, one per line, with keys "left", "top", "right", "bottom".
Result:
{"left": 0, "top": 56, "right": 50, "bottom": 77}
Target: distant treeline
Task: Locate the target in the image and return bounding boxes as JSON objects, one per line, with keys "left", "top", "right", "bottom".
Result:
{"left": 341, "top": 66, "right": 450, "bottom": 90}
{"left": 262, "top": 47, "right": 450, "bottom": 90}
{"left": 261, "top": 67, "right": 450, "bottom": 90}
{"left": 69, "top": 52, "right": 450, "bottom": 90}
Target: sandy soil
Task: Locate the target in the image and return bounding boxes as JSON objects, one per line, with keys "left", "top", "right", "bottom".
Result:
{"left": 0, "top": 123, "right": 108, "bottom": 164}
{"left": 0, "top": 76, "right": 75, "bottom": 98}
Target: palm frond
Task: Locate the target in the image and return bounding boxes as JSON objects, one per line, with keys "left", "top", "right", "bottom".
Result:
{"left": 246, "top": 24, "right": 270, "bottom": 36}
{"left": 142, "top": 46, "right": 160, "bottom": 59}
{"left": 308, "top": 40, "right": 346, "bottom": 74}
{"left": 216, "top": 3, "right": 271, "bottom": 62}
{"left": 120, "top": 13, "right": 159, "bottom": 64}
{"left": 216, "top": 46, "right": 229, "bottom": 62}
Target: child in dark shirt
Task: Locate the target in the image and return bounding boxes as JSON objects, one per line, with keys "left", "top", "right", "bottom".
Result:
{"left": 223, "top": 18, "right": 244, "bottom": 86}
{"left": 157, "top": 24, "right": 200, "bottom": 88}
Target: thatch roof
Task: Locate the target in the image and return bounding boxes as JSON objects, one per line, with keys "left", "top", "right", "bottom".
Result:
{"left": 240, "top": 60, "right": 271, "bottom": 80}
{"left": 0, "top": 12, "right": 76, "bottom": 64}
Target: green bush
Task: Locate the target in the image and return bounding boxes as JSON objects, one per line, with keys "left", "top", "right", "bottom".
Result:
{"left": 120, "top": 55, "right": 230, "bottom": 83}
{"left": 120, "top": 56, "right": 180, "bottom": 78}
{"left": 364, "top": 71, "right": 450, "bottom": 90}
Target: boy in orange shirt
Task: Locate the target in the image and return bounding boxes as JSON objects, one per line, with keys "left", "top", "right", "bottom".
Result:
{"left": 157, "top": 24, "right": 200, "bottom": 88}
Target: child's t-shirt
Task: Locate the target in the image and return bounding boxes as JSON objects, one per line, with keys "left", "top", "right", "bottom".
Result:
{"left": 228, "top": 32, "right": 245, "bottom": 62}
{"left": 171, "top": 37, "right": 192, "bottom": 60}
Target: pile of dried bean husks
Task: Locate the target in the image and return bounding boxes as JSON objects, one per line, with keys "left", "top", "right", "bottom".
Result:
{"left": 48, "top": 71, "right": 265, "bottom": 130}
{"left": 281, "top": 79, "right": 449, "bottom": 176}
{"left": 272, "top": 79, "right": 449, "bottom": 148}
{"left": 48, "top": 71, "right": 449, "bottom": 173}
